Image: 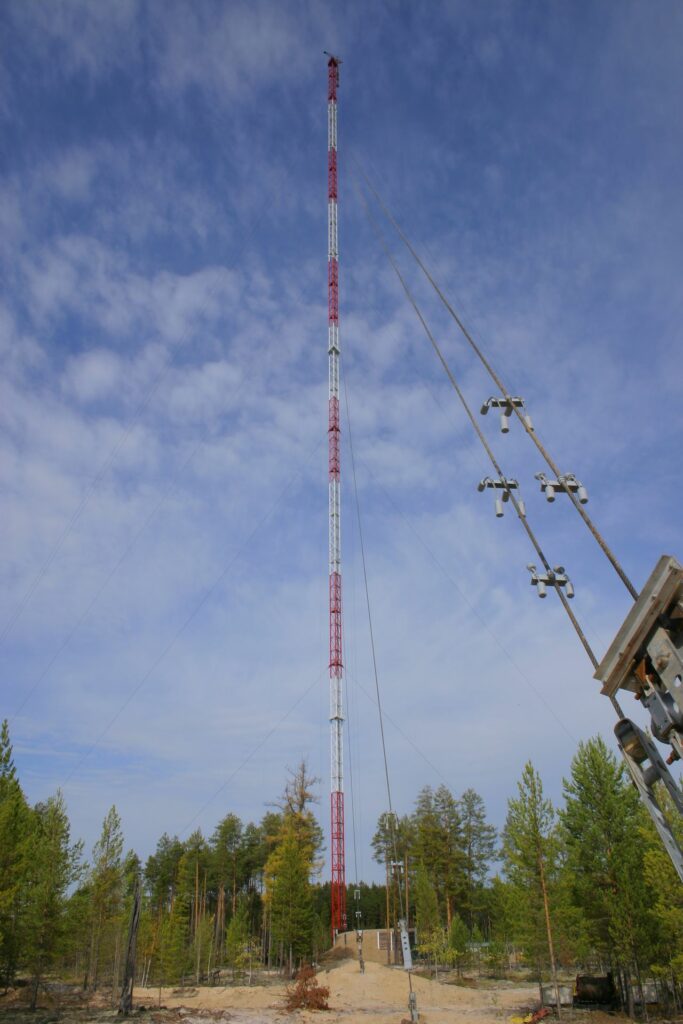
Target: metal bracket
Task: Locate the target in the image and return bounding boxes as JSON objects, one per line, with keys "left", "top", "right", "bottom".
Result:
{"left": 477, "top": 476, "right": 526, "bottom": 518}
{"left": 614, "top": 718, "right": 683, "bottom": 883}
{"left": 398, "top": 918, "right": 413, "bottom": 970}
{"left": 480, "top": 395, "right": 533, "bottom": 433}
{"left": 534, "top": 472, "right": 588, "bottom": 504}
{"left": 595, "top": 555, "right": 683, "bottom": 759}
{"left": 527, "top": 564, "right": 575, "bottom": 599}
{"left": 355, "top": 928, "right": 365, "bottom": 973}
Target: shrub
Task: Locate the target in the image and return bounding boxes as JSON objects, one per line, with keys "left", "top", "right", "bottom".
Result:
{"left": 284, "top": 965, "right": 330, "bottom": 1011}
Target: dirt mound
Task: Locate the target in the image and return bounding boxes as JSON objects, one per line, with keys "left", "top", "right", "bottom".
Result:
{"left": 134, "top": 965, "right": 544, "bottom": 1024}
{"left": 319, "top": 944, "right": 356, "bottom": 964}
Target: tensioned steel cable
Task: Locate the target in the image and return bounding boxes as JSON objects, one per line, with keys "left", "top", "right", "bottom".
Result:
{"left": 342, "top": 364, "right": 413, "bottom": 1005}
{"left": 345, "top": 663, "right": 456, "bottom": 790}
{"left": 178, "top": 667, "right": 327, "bottom": 837}
{"left": 355, "top": 184, "right": 625, "bottom": 720}
{"left": 341, "top": 366, "right": 394, "bottom": 819}
{"left": 356, "top": 164, "right": 638, "bottom": 603}
{"left": 345, "top": 706, "right": 360, "bottom": 888}
{"left": 351, "top": 459, "right": 579, "bottom": 745}
{"left": 342, "top": 591, "right": 361, "bottom": 890}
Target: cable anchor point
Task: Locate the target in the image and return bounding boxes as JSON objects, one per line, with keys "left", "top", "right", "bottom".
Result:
{"left": 480, "top": 395, "right": 533, "bottom": 433}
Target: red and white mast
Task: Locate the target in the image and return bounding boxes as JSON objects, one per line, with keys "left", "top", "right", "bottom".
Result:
{"left": 326, "top": 53, "right": 346, "bottom": 936}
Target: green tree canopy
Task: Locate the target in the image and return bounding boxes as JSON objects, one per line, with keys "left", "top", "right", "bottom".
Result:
{"left": 561, "top": 736, "right": 656, "bottom": 971}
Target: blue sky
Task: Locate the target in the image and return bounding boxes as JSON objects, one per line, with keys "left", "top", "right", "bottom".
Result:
{"left": 1, "top": 0, "right": 682, "bottom": 882}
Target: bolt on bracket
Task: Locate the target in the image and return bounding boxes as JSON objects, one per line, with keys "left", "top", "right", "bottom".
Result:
{"left": 535, "top": 471, "right": 588, "bottom": 504}
{"left": 595, "top": 554, "right": 683, "bottom": 761}
{"left": 527, "top": 563, "right": 575, "bottom": 599}
{"left": 480, "top": 395, "right": 533, "bottom": 433}
{"left": 477, "top": 476, "right": 526, "bottom": 517}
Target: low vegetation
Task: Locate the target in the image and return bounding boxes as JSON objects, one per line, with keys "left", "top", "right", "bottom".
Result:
{"left": 284, "top": 965, "right": 330, "bottom": 1011}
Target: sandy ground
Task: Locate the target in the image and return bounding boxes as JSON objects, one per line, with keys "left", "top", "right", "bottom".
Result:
{"left": 133, "top": 959, "right": 542, "bottom": 1024}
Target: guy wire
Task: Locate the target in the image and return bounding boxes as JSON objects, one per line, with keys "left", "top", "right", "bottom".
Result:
{"left": 356, "top": 162, "right": 638, "bottom": 603}
{"left": 354, "top": 180, "right": 624, "bottom": 720}
{"left": 341, "top": 360, "right": 411, "bottom": 985}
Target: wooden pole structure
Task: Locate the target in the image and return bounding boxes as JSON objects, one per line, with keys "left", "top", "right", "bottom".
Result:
{"left": 118, "top": 876, "right": 141, "bottom": 1016}
{"left": 538, "top": 849, "right": 561, "bottom": 1018}
{"left": 385, "top": 861, "right": 391, "bottom": 965}
{"left": 405, "top": 853, "right": 409, "bottom": 930}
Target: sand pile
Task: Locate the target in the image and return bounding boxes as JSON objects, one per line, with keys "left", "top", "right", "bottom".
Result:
{"left": 134, "top": 960, "right": 539, "bottom": 1024}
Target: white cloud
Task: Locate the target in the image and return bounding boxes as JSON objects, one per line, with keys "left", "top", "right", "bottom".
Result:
{"left": 5, "top": 0, "right": 141, "bottom": 82}
{"left": 1, "top": 0, "right": 682, "bottom": 883}
{"left": 64, "top": 349, "right": 123, "bottom": 402}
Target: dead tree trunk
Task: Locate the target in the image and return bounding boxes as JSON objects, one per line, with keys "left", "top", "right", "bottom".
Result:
{"left": 538, "top": 846, "right": 561, "bottom": 1019}
{"left": 118, "top": 877, "right": 141, "bottom": 1016}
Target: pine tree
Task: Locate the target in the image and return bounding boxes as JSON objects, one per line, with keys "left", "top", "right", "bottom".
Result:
{"left": 23, "top": 793, "right": 82, "bottom": 1008}
{"left": 433, "top": 785, "right": 466, "bottom": 927}
{"left": 561, "top": 737, "right": 656, "bottom": 1004}
{"left": 0, "top": 720, "right": 33, "bottom": 988}
{"left": 414, "top": 862, "right": 444, "bottom": 971}
{"left": 457, "top": 788, "right": 497, "bottom": 933}
{"left": 412, "top": 785, "right": 463, "bottom": 927}
{"left": 145, "top": 833, "right": 184, "bottom": 914}
{"left": 211, "top": 813, "right": 243, "bottom": 916}
{"left": 502, "top": 762, "right": 562, "bottom": 1009}
{"left": 448, "top": 913, "right": 471, "bottom": 975}
{"left": 160, "top": 897, "right": 189, "bottom": 984}
{"left": 370, "top": 811, "right": 412, "bottom": 868}
{"left": 0, "top": 720, "right": 17, "bottom": 789}
{"left": 273, "top": 761, "right": 324, "bottom": 870}
{"left": 225, "top": 898, "right": 250, "bottom": 980}
{"left": 86, "top": 806, "right": 124, "bottom": 990}
{"left": 174, "top": 831, "right": 210, "bottom": 984}
{"left": 266, "top": 823, "right": 314, "bottom": 974}
{"left": 643, "top": 784, "right": 683, "bottom": 982}
{"left": 264, "top": 766, "right": 323, "bottom": 975}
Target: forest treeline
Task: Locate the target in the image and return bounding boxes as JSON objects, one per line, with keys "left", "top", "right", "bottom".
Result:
{"left": 1, "top": 719, "right": 683, "bottom": 1009}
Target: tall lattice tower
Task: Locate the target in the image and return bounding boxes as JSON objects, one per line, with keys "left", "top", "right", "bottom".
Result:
{"left": 326, "top": 53, "right": 346, "bottom": 936}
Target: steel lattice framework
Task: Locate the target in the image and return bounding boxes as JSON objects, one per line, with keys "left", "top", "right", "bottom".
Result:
{"left": 327, "top": 54, "right": 346, "bottom": 937}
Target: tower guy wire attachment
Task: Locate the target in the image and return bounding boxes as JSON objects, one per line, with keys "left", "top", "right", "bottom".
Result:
{"left": 596, "top": 555, "right": 683, "bottom": 762}
{"left": 354, "top": 163, "right": 683, "bottom": 892}
{"left": 535, "top": 472, "right": 588, "bottom": 504}
{"left": 357, "top": 163, "right": 637, "bottom": 598}
{"left": 480, "top": 395, "right": 533, "bottom": 433}
{"left": 592, "top": 557, "right": 683, "bottom": 882}
{"left": 527, "top": 564, "right": 575, "bottom": 600}
{"left": 477, "top": 476, "right": 525, "bottom": 518}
